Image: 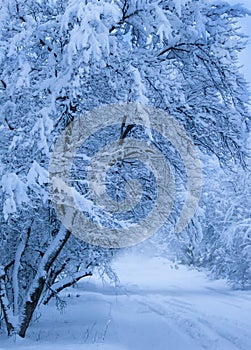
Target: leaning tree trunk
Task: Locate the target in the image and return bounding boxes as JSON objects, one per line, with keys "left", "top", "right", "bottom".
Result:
{"left": 18, "top": 276, "right": 46, "bottom": 338}
{"left": 17, "top": 227, "right": 71, "bottom": 338}
{"left": 0, "top": 227, "right": 71, "bottom": 338}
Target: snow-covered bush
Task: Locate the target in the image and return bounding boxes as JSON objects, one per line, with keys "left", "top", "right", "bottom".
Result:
{"left": 197, "top": 157, "right": 251, "bottom": 289}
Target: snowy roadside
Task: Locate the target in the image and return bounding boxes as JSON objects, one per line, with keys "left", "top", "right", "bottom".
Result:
{"left": 0, "top": 252, "right": 250, "bottom": 350}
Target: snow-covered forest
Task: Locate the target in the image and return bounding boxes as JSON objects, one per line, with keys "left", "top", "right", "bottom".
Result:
{"left": 0, "top": 0, "right": 250, "bottom": 349}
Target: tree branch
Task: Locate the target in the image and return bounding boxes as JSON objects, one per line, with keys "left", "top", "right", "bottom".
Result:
{"left": 43, "top": 270, "right": 92, "bottom": 305}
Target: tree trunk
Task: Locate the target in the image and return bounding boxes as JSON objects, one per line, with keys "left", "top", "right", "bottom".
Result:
{"left": 0, "top": 267, "right": 14, "bottom": 335}
{"left": 18, "top": 276, "right": 45, "bottom": 338}
{"left": 18, "top": 228, "right": 71, "bottom": 337}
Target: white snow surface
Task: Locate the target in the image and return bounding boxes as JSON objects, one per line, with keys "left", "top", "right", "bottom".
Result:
{"left": 0, "top": 252, "right": 250, "bottom": 350}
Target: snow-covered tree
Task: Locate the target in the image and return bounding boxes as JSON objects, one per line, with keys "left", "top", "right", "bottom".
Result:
{"left": 194, "top": 156, "right": 251, "bottom": 289}
{"left": 0, "top": 0, "right": 250, "bottom": 337}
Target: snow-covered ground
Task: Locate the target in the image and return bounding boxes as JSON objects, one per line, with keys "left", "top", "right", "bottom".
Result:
{"left": 0, "top": 252, "right": 250, "bottom": 350}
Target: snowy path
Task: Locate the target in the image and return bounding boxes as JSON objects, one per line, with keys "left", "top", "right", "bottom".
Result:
{"left": 0, "top": 253, "right": 250, "bottom": 350}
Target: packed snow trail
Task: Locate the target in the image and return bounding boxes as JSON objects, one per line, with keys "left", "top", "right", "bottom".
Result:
{"left": 0, "top": 252, "right": 250, "bottom": 350}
